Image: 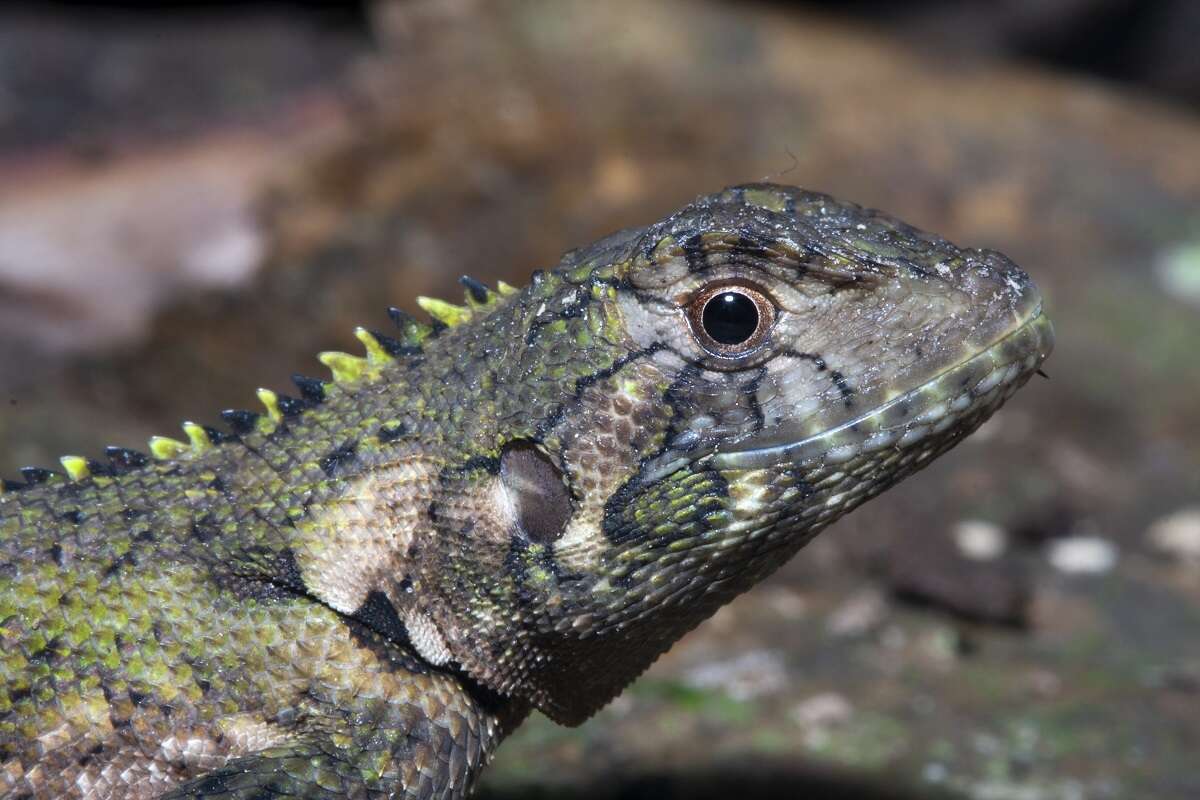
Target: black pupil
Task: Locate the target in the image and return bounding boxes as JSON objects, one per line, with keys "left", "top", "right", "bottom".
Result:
{"left": 702, "top": 291, "right": 759, "bottom": 346}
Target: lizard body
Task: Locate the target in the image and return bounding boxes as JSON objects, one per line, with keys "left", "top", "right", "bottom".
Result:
{"left": 0, "top": 184, "right": 1053, "bottom": 798}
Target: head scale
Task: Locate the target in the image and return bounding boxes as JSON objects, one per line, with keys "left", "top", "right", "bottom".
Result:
{"left": 380, "top": 183, "right": 1051, "bottom": 724}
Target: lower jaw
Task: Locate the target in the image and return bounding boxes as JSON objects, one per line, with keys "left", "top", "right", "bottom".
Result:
{"left": 712, "top": 309, "right": 1054, "bottom": 471}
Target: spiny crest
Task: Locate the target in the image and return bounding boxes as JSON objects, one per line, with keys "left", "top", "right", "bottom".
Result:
{"left": 59, "top": 456, "right": 91, "bottom": 482}
{"left": 460, "top": 275, "right": 492, "bottom": 305}
{"left": 256, "top": 389, "right": 284, "bottom": 425}
{"left": 416, "top": 297, "right": 471, "bottom": 329}
{"left": 19, "top": 467, "right": 53, "bottom": 485}
{"left": 411, "top": 274, "right": 514, "bottom": 330}
{"left": 1, "top": 446, "right": 149, "bottom": 493}
{"left": 320, "top": 275, "right": 513, "bottom": 384}
{"left": 0, "top": 277, "right": 523, "bottom": 493}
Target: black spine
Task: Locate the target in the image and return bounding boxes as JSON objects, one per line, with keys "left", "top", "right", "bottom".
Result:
{"left": 292, "top": 375, "right": 326, "bottom": 404}
{"left": 460, "top": 275, "right": 490, "bottom": 304}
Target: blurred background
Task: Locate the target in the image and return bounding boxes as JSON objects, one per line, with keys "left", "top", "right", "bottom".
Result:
{"left": 2, "top": 1, "right": 1199, "bottom": 797}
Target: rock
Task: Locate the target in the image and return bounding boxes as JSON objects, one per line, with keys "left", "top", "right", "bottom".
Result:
{"left": 764, "top": 587, "right": 809, "bottom": 621}
{"left": 1010, "top": 505, "right": 1078, "bottom": 547}
{"left": 791, "top": 692, "right": 853, "bottom": 729}
{"left": 954, "top": 519, "right": 1009, "bottom": 561}
{"left": 0, "top": 136, "right": 272, "bottom": 353}
{"left": 1156, "top": 242, "right": 1200, "bottom": 308}
{"left": 1046, "top": 536, "right": 1119, "bottom": 575}
{"left": 1148, "top": 508, "right": 1200, "bottom": 563}
{"left": 681, "top": 651, "right": 787, "bottom": 701}
{"left": 826, "top": 589, "right": 887, "bottom": 637}
{"left": 887, "top": 534, "right": 1031, "bottom": 627}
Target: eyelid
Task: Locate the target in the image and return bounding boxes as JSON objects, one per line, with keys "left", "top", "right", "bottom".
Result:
{"left": 675, "top": 277, "right": 779, "bottom": 308}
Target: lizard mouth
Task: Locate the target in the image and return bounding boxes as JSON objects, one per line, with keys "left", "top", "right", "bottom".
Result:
{"left": 710, "top": 305, "right": 1054, "bottom": 470}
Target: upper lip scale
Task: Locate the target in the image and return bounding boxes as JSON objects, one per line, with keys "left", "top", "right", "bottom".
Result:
{"left": 710, "top": 304, "right": 1052, "bottom": 466}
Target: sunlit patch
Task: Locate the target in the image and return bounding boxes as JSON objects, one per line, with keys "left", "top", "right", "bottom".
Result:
{"left": 295, "top": 458, "right": 436, "bottom": 614}
{"left": 728, "top": 472, "right": 771, "bottom": 516}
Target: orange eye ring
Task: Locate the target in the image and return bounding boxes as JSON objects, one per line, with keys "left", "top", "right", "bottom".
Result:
{"left": 686, "top": 282, "right": 776, "bottom": 357}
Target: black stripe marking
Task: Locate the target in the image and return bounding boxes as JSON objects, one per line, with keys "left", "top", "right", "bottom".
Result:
{"left": 443, "top": 454, "right": 502, "bottom": 477}
{"left": 319, "top": 441, "right": 358, "bottom": 478}
{"left": 213, "top": 546, "right": 306, "bottom": 602}
{"left": 378, "top": 421, "right": 410, "bottom": 443}
{"left": 354, "top": 590, "right": 411, "bottom": 647}
{"left": 503, "top": 538, "right": 568, "bottom": 609}
{"left": 102, "top": 551, "right": 137, "bottom": 579}
{"left": 681, "top": 232, "right": 708, "bottom": 273}
{"left": 630, "top": 288, "right": 677, "bottom": 313}
{"left": 736, "top": 234, "right": 770, "bottom": 259}
{"left": 780, "top": 349, "right": 855, "bottom": 405}
{"left": 524, "top": 285, "right": 594, "bottom": 346}
{"left": 191, "top": 515, "right": 218, "bottom": 544}
{"left": 745, "top": 366, "right": 768, "bottom": 432}
{"left": 655, "top": 362, "right": 702, "bottom": 455}
{"left": 830, "top": 369, "right": 855, "bottom": 406}
{"left": 534, "top": 343, "right": 666, "bottom": 439}
{"left": 345, "top": 621, "right": 435, "bottom": 677}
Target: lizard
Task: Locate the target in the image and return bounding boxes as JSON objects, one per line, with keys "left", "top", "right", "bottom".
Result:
{"left": 0, "top": 183, "right": 1053, "bottom": 799}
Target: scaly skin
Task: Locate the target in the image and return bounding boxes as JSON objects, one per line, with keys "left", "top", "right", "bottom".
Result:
{"left": 0, "top": 184, "right": 1052, "bottom": 798}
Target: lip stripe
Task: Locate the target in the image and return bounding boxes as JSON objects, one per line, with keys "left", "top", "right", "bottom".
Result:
{"left": 711, "top": 308, "right": 1053, "bottom": 470}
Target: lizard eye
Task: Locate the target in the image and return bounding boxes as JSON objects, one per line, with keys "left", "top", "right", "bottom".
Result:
{"left": 687, "top": 282, "right": 776, "bottom": 356}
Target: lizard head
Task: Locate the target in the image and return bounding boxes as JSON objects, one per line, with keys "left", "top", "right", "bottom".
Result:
{"left": 402, "top": 184, "right": 1053, "bottom": 724}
